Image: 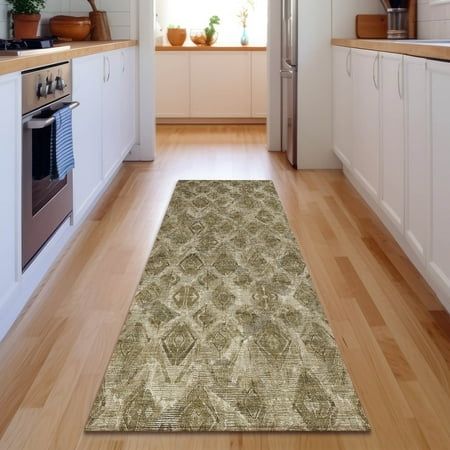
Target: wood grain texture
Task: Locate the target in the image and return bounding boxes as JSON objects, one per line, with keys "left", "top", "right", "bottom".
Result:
{"left": 0, "top": 40, "right": 137, "bottom": 76}
{"left": 332, "top": 38, "right": 450, "bottom": 61}
{"left": 0, "top": 125, "right": 449, "bottom": 450}
{"left": 155, "top": 45, "right": 267, "bottom": 52}
{"left": 356, "top": 15, "right": 387, "bottom": 39}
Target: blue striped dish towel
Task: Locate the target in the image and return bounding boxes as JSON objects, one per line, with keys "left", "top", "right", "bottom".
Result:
{"left": 50, "top": 105, "right": 75, "bottom": 180}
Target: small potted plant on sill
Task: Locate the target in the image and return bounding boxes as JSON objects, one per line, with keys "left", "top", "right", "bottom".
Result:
{"left": 167, "top": 24, "right": 187, "bottom": 47}
{"left": 7, "top": 0, "right": 46, "bottom": 39}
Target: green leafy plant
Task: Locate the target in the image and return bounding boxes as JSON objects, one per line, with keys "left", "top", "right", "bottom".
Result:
{"left": 7, "top": 0, "right": 46, "bottom": 14}
{"left": 204, "top": 15, "right": 220, "bottom": 43}
{"left": 238, "top": 0, "right": 255, "bottom": 28}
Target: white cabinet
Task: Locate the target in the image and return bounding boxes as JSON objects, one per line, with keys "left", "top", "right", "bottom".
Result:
{"left": 102, "top": 50, "right": 123, "bottom": 179}
{"left": 352, "top": 49, "right": 381, "bottom": 200}
{"left": 251, "top": 52, "right": 268, "bottom": 118}
{"left": 332, "top": 45, "right": 450, "bottom": 310}
{"left": 428, "top": 60, "right": 450, "bottom": 297}
{"left": 333, "top": 46, "right": 353, "bottom": 168}
{"left": 380, "top": 52, "right": 405, "bottom": 232}
{"left": 72, "top": 54, "right": 104, "bottom": 220}
{"left": 0, "top": 73, "right": 20, "bottom": 302}
{"left": 120, "top": 47, "right": 137, "bottom": 158}
{"left": 72, "top": 47, "right": 137, "bottom": 220}
{"left": 156, "top": 51, "right": 267, "bottom": 119}
{"left": 191, "top": 52, "right": 251, "bottom": 118}
{"left": 404, "top": 56, "right": 429, "bottom": 263}
{"left": 156, "top": 52, "right": 190, "bottom": 118}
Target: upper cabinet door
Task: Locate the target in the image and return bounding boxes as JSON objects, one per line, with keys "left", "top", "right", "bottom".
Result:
{"left": 427, "top": 60, "right": 450, "bottom": 299}
{"left": 404, "top": 56, "right": 429, "bottom": 264}
{"left": 352, "top": 49, "right": 381, "bottom": 200}
{"left": 333, "top": 46, "right": 353, "bottom": 168}
{"left": 380, "top": 52, "right": 405, "bottom": 232}
{"left": 190, "top": 52, "right": 252, "bottom": 118}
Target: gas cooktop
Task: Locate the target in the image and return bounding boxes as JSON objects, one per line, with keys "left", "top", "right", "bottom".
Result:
{"left": 0, "top": 38, "right": 70, "bottom": 56}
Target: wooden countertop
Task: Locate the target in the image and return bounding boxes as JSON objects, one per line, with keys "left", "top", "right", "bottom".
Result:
{"left": 156, "top": 44, "right": 266, "bottom": 52}
{"left": 332, "top": 38, "right": 450, "bottom": 62}
{"left": 0, "top": 40, "right": 138, "bottom": 76}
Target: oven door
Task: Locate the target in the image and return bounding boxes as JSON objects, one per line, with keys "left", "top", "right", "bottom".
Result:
{"left": 22, "top": 100, "right": 77, "bottom": 270}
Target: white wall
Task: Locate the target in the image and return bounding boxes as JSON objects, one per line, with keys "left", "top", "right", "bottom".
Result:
{"left": 417, "top": 0, "right": 450, "bottom": 38}
{"left": 0, "top": 0, "right": 135, "bottom": 39}
{"left": 155, "top": 0, "right": 268, "bottom": 45}
{"left": 332, "top": 0, "right": 385, "bottom": 38}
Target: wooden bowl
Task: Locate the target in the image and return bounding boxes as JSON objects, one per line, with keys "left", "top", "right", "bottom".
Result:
{"left": 49, "top": 16, "right": 91, "bottom": 41}
{"left": 167, "top": 28, "right": 187, "bottom": 46}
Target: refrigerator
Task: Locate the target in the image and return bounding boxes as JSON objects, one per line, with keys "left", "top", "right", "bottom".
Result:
{"left": 281, "top": 0, "right": 298, "bottom": 168}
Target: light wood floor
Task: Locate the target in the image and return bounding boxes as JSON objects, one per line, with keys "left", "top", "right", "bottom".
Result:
{"left": 0, "top": 125, "right": 449, "bottom": 450}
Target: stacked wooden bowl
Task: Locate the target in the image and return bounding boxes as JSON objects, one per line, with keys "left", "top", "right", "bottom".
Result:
{"left": 49, "top": 16, "right": 91, "bottom": 41}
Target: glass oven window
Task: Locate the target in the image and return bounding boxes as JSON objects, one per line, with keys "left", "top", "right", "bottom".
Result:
{"left": 31, "top": 113, "right": 67, "bottom": 216}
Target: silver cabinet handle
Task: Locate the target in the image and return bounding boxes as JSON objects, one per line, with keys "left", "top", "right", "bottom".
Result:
{"left": 107, "top": 56, "right": 111, "bottom": 82}
{"left": 397, "top": 59, "right": 403, "bottom": 99}
{"left": 26, "top": 102, "right": 80, "bottom": 129}
{"left": 346, "top": 49, "right": 352, "bottom": 77}
{"left": 281, "top": 69, "right": 293, "bottom": 79}
{"left": 373, "top": 53, "right": 379, "bottom": 90}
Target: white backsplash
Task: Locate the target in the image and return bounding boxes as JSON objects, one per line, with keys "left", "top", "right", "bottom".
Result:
{"left": 0, "top": 0, "right": 133, "bottom": 40}
{"left": 417, "top": 0, "right": 450, "bottom": 38}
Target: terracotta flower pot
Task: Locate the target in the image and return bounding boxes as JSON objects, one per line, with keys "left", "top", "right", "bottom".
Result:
{"left": 167, "top": 28, "right": 187, "bottom": 46}
{"left": 13, "top": 14, "right": 41, "bottom": 39}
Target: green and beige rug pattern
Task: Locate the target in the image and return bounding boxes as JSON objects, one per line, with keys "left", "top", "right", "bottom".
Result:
{"left": 86, "top": 180, "right": 370, "bottom": 432}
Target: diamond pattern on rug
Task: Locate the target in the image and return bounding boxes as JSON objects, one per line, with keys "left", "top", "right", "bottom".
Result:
{"left": 86, "top": 180, "right": 370, "bottom": 432}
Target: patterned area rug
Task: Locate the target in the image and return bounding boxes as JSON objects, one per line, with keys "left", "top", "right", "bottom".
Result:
{"left": 86, "top": 180, "right": 370, "bottom": 432}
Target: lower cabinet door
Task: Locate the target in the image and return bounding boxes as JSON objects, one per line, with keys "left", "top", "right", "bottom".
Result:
{"left": 0, "top": 73, "right": 20, "bottom": 297}
{"left": 352, "top": 49, "right": 381, "bottom": 200}
{"left": 156, "top": 52, "right": 190, "bottom": 118}
{"left": 380, "top": 52, "right": 405, "bottom": 232}
{"left": 404, "top": 56, "right": 429, "bottom": 263}
{"left": 190, "top": 52, "right": 252, "bottom": 118}
{"left": 428, "top": 60, "right": 450, "bottom": 298}
{"left": 72, "top": 54, "right": 104, "bottom": 219}
{"left": 333, "top": 46, "right": 353, "bottom": 168}
{"left": 102, "top": 50, "right": 123, "bottom": 180}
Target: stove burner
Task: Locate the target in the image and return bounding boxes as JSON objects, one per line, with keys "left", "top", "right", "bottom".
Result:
{"left": 0, "top": 38, "right": 55, "bottom": 52}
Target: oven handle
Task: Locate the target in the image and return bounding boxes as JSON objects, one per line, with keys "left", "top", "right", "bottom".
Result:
{"left": 26, "top": 101, "right": 80, "bottom": 130}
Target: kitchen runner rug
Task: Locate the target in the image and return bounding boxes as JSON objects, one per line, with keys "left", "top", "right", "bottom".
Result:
{"left": 86, "top": 180, "right": 370, "bottom": 432}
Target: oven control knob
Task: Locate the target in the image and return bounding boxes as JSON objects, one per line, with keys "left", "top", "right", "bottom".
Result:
{"left": 37, "top": 82, "right": 48, "bottom": 98}
{"left": 47, "top": 78, "right": 56, "bottom": 95}
{"left": 55, "top": 76, "right": 66, "bottom": 91}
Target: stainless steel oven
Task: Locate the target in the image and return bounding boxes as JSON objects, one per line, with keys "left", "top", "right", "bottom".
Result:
{"left": 22, "top": 61, "right": 79, "bottom": 270}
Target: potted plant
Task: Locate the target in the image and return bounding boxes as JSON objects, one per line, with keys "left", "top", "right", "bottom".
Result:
{"left": 7, "top": 0, "right": 46, "bottom": 39}
{"left": 190, "top": 15, "right": 220, "bottom": 47}
{"left": 167, "top": 24, "right": 187, "bottom": 47}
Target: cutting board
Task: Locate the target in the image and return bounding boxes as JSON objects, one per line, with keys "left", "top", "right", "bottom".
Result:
{"left": 356, "top": 15, "right": 388, "bottom": 39}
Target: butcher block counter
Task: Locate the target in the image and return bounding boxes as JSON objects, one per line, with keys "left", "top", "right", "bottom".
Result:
{"left": 0, "top": 40, "right": 137, "bottom": 76}
{"left": 332, "top": 38, "right": 450, "bottom": 62}
{"left": 156, "top": 44, "right": 266, "bottom": 52}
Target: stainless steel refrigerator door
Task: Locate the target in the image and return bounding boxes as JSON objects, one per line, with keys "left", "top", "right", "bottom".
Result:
{"left": 282, "top": 0, "right": 298, "bottom": 67}
{"left": 281, "top": 64, "right": 298, "bottom": 168}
